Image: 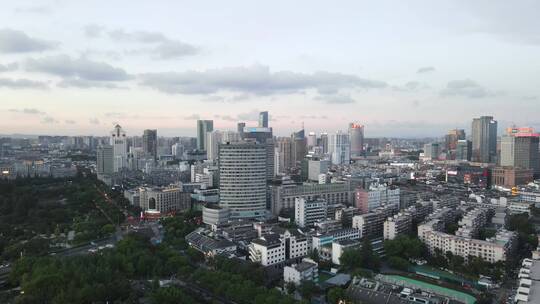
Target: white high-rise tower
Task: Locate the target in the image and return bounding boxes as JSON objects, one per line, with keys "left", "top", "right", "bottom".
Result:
{"left": 110, "top": 124, "right": 128, "bottom": 172}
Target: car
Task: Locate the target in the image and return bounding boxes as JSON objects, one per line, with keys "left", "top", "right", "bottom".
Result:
{"left": 105, "top": 244, "right": 114, "bottom": 248}
{"left": 88, "top": 249, "right": 98, "bottom": 253}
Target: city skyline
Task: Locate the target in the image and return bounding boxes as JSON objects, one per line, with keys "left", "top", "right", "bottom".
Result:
{"left": 2, "top": 1, "right": 540, "bottom": 137}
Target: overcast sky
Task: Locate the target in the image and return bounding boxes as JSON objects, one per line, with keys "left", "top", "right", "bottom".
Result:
{"left": 1, "top": 0, "right": 539, "bottom": 137}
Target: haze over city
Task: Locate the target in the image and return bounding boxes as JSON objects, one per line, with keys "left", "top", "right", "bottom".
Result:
{"left": 1, "top": 0, "right": 540, "bottom": 137}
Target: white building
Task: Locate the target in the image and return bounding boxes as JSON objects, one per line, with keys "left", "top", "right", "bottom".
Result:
{"left": 383, "top": 212, "right": 412, "bottom": 240}
{"left": 284, "top": 258, "right": 318, "bottom": 285}
{"left": 308, "top": 159, "right": 330, "bottom": 181}
{"left": 219, "top": 142, "right": 267, "bottom": 219}
{"left": 249, "top": 229, "right": 309, "bottom": 266}
{"left": 206, "top": 130, "right": 222, "bottom": 161}
{"left": 295, "top": 197, "right": 327, "bottom": 228}
{"left": 418, "top": 220, "right": 516, "bottom": 263}
{"left": 328, "top": 131, "right": 350, "bottom": 165}
{"left": 332, "top": 239, "right": 361, "bottom": 265}
{"left": 110, "top": 124, "right": 128, "bottom": 172}
{"left": 202, "top": 205, "right": 230, "bottom": 229}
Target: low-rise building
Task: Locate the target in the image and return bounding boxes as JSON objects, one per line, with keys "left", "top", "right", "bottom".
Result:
{"left": 283, "top": 258, "right": 318, "bottom": 285}
{"left": 249, "top": 228, "right": 309, "bottom": 267}
{"left": 383, "top": 212, "right": 412, "bottom": 240}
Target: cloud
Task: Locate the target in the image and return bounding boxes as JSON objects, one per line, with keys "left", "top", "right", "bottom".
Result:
{"left": 26, "top": 55, "right": 132, "bottom": 84}
{"left": 184, "top": 114, "right": 200, "bottom": 120}
{"left": 0, "top": 29, "right": 58, "bottom": 53}
{"left": 64, "top": 120, "right": 76, "bottom": 124}
{"left": 89, "top": 118, "right": 100, "bottom": 125}
{"left": 57, "top": 78, "right": 124, "bottom": 89}
{"left": 521, "top": 95, "right": 537, "bottom": 101}
{"left": 417, "top": 66, "right": 435, "bottom": 73}
{"left": 83, "top": 24, "right": 105, "bottom": 38}
{"left": 0, "top": 78, "right": 48, "bottom": 89}
{"left": 15, "top": 6, "right": 52, "bottom": 14}
{"left": 0, "top": 62, "right": 18, "bottom": 72}
{"left": 41, "top": 116, "right": 58, "bottom": 124}
{"left": 8, "top": 108, "right": 45, "bottom": 115}
{"left": 152, "top": 40, "right": 199, "bottom": 59}
{"left": 139, "top": 64, "right": 386, "bottom": 96}
{"left": 440, "top": 79, "right": 500, "bottom": 98}
{"left": 314, "top": 94, "right": 356, "bottom": 104}
{"left": 299, "top": 115, "right": 328, "bottom": 119}
{"left": 106, "top": 29, "right": 199, "bottom": 59}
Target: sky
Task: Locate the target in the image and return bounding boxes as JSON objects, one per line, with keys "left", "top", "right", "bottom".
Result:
{"left": 1, "top": 0, "right": 540, "bottom": 138}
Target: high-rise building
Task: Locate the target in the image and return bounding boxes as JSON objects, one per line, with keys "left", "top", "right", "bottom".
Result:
{"left": 219, "top": 142, "right": 267, "bottom": 219}
{"left": 206, "top": 130, "right": 222, "bottom": 161}
{"left": 319, "top": 132, "right": 328, "bottom": 154}
{"left": 307, "top": 132, "right": 317, "bottom": 149}
{"left": 471, "top": 116, "right": 497, "bottom": 163}
{"left": 97, "top": 144, "right": 113, "bottom": 175}
{"left": 142, "top": 129, "right": 158, "bottom": 160}
{"left": 328, "top": 131, "right": 350, "bottom": 165}
{"left": 110, "top": 124, "right": 128, "bottom": 172}
{"left": 197, "top": 120, "right": 214, "bottom": 150}
{"left": 171, "top": 143, "right": 183, "bottom": 159}
{"left": 456, "top": 140, "right": 472, "bottom": 161}
{"left": 348, "top": 123, "right": 364, "bottom": 158}
{"left": 276, "top": 137, "right": 293, "bottom": 174}
{"left": 237, "top": 122, "right": 246, "bottom": 138}
{"left": 500, "top": 131, "right": 540, "bottom": 177}
{"left": 423, "top": 143, "right": 440, "bottom": 160}
{"left": 445, "top": 129, "right": 466, "bottom": 152}
{"left": 259, "top": 111, "right": 269, "bottom": 128}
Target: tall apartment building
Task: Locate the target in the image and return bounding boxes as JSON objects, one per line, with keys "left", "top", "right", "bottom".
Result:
{"left": 349, "top": 123, "right": 364, "bottom": 158}
{"left": 456, "top": 140, "right": 472, "bottom": 161}
{"left": 423, "top": 143, "right": 440, "bottom": 160}
{"left": 205, "top": 130, "right": 222, "bottom": 161}
{"left": 197, "top": 120, "right": 214, "bottom": 150}
{"left": 500, "top": 133, "right": 540, "bottom": 177}
{"left": 328, "top": 131, "right": 350, "bottom": 165}
{"left": 275, "top": 137, "right": 293, "bottom": 174}
{"left": 110, "top": 124, "right": 128, "bottom": 172}
{"left": 471, "top": 116, "right": 497, "bottom": 163}
{"left": 259, "top": 111, "right": 269, "bottom": 128}
{"left": 97, "top": 144, "right": 113, "bottom": 175}
{"left": 219, "top": 142, "right": 267, "bottom": 219}
{"left": 142, "top": 129, "right": 157, "bottom": 160}
{"left": 295, "top": 197, "right": 327, "bottom": 228}
{"left": 355, "top": 184, "right": 400, "bottom": 214}
{"left": 445, "top": 129, "right": 466, "bottom": 152}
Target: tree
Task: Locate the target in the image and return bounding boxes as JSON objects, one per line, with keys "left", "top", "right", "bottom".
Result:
{"left": 327, "top": 287, "right": 346, "bottom": 304}
{"left": 298, "top": 280, "right": 319, "bottom": 300}
{"left": 387, "top": 256, "right": 409, "bottom": 271}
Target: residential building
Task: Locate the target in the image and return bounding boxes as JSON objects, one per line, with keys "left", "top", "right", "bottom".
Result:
{"left": 249, "top": 228, "right": 309, "bottom": 267}
{"left": 471, "top": 116, "right": 497, "bottom": 163}
{"left": 295, "top": 197, "right": 327, "bottom": 228}
{"left": 284, "top": 258, "right": 318, "bottom": 285}
{"left": 355, "top": 184, "right": 400, "bottom": 214}
{"left": 349, "top": 123, "right": 364, "bottom": 158}
{"left": 142, "top": 129, "right": 158, "bottom": 160}
{"left": 219, "top": 142, "right": 267, "bottom": 219}
{"left": 197, "top": 120, "right": 214, "bottom": 150}
{"left": 383, "top": 212, "right": 412, "bottom": 240}
{"left": 110, "top": 124, "right": 128, "bottom": 172}
{"left": 328, "top": 131, "right": 350, "bottom": 165}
